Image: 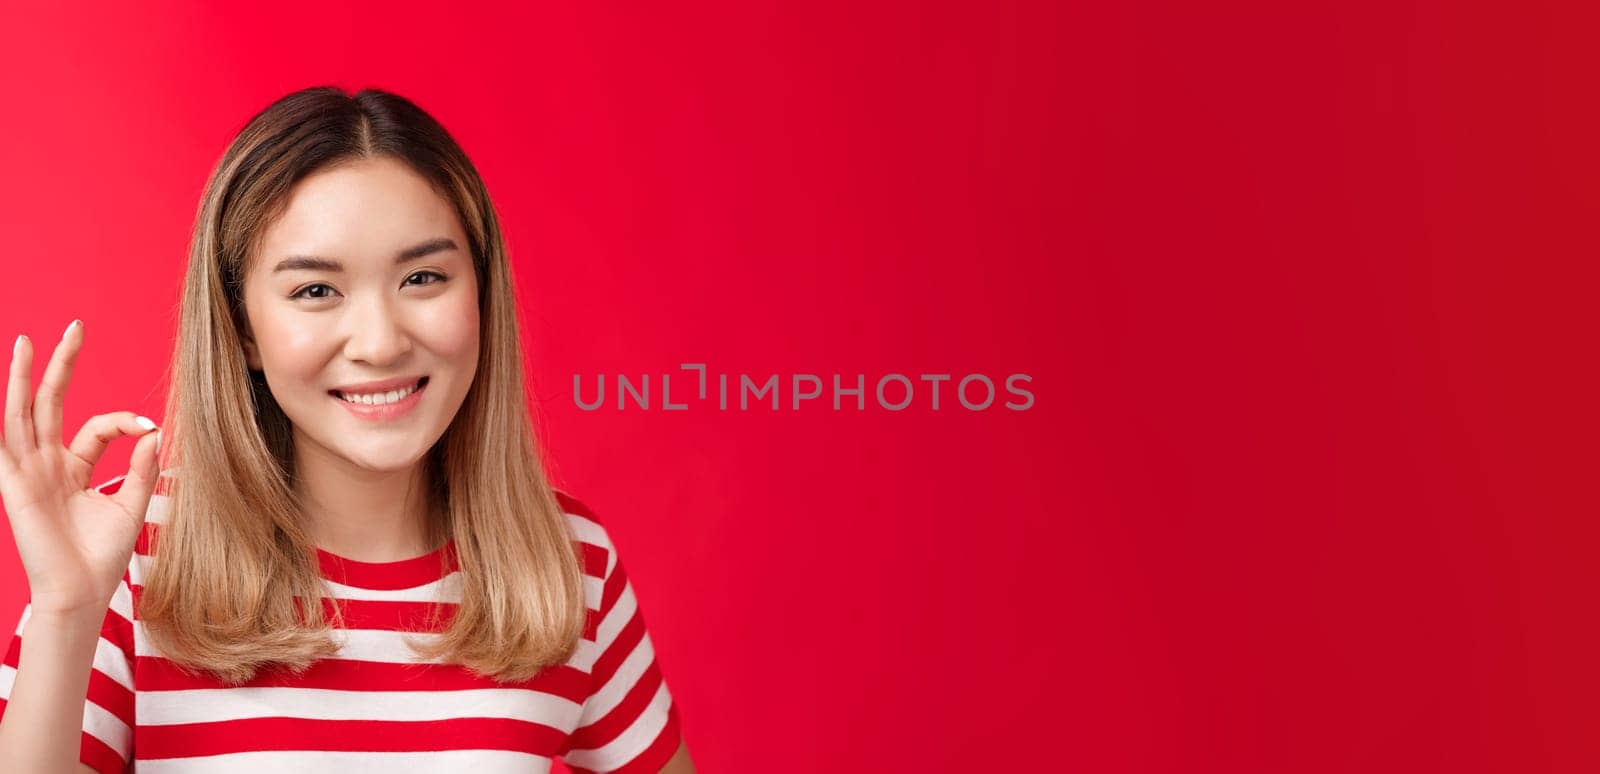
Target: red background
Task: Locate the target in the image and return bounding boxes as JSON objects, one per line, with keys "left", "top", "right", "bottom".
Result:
{"left": 1, "top": 1, "right": 1596, "bottom": 771}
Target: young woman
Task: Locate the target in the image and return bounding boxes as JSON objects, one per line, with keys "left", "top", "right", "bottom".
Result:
{"left": 0, "top": 86, "right": 694, "bottom": 773}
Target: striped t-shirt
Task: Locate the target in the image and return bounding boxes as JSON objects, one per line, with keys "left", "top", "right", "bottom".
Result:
{"left": 0, "top": 473, "right": 683, "bottom": 773}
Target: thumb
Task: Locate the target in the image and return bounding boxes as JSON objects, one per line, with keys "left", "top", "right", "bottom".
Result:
{"left": 110, "top": 425, "right": 162, "bottom": 525}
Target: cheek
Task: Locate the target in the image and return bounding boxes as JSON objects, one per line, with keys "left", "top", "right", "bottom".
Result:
{"left": 418, "top": 296, "right": 480, "bottom": 363}
{"left": 253, "top": 315, "right": 335, "bottom": 379}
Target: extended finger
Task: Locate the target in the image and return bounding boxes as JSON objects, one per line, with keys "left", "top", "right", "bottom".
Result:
{"left": 33, "top": 319, "right": 83, "bottom": 448}
{"left": 66, "top": 412, "right": 157, "bottom": 481}
{"left": 5, "top": 335, "right": 36, "bottom": 457}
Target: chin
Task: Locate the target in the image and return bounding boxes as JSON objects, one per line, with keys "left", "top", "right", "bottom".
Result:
{"left": 339, "top": 447, "right": 429, "bottom": 473}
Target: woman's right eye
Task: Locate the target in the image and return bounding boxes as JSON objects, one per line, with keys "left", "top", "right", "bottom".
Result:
{"left": 290, "top": 283, "right": 338, "bottom": 300}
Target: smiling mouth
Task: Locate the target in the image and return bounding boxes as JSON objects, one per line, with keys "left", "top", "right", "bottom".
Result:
{"left": 329, "top": 376, "right": 430, "bottom": 405}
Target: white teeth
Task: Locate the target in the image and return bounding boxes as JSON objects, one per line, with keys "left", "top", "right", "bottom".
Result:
{"left": 336, "top": 381, "right": 421, "bottom": 406}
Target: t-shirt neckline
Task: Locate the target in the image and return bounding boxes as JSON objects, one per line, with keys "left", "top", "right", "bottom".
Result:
{"left": 315, "top": 538, "right": 458, "bottom": 590}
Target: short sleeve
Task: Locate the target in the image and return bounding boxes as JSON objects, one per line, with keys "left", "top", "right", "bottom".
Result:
{"left": 0, "top": 575, "right": 139, "bottom": 774}
{"left": 559, "top": 495, "right": 684, "bottom": 774}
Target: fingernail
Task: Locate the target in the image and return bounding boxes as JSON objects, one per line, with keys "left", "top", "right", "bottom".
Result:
{"left": 135, "top": 416, "right": 157, "bottom": 431}
{"left": 12, "top": 335, "right": 20, "bottom": 355}
{"left": 63, "top": 319, "right": 80, "bottom": 340}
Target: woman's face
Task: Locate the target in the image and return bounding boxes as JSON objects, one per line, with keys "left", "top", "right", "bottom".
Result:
{"left": 240, "top": 155, "right": 480, "bottom": 474}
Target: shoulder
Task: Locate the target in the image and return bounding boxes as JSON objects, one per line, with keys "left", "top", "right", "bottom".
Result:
{"left": 552, "top": 489, "right": 621, "bottom": 581}
{"left": 554, "top": 489, "right": 609, "bottom": 542}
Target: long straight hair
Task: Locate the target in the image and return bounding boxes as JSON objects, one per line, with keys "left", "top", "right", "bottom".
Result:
{"left": 138, "top": 86, "right": 586, "bottom": 684}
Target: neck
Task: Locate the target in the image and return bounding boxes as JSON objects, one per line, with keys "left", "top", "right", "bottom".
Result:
{"left": 290, "top": 432, "right": 438, "bottom": 563}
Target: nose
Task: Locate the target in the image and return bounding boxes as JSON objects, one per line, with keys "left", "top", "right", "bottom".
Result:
{"left": 342, "top": 293, "right": 413, "bottom": 366}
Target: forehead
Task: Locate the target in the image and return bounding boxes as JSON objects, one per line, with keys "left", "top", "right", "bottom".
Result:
{"left": 252, "top": 156, "right": 466, "bottom": 271}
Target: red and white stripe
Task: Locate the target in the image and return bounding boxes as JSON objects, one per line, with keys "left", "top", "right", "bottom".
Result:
{"left": 0, "top": 475, "right": 682, "bottom": 773}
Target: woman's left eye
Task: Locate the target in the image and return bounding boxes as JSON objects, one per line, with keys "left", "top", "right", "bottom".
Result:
{"left": 405, "top": 271, "right": 447, "bottom": 287}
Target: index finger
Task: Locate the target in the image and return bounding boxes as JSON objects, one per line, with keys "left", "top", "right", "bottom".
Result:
{"left": 66, "top": 412, "right": 156, "bottom": 483}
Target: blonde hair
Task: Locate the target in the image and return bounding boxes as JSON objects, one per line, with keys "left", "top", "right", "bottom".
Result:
{"left": 138, "top": 86, "right": 586, "bottom": 684}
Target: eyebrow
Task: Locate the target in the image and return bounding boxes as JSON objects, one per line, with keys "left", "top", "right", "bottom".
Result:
{"left": 271, "top": 237, "right": 460, "bottom": 273}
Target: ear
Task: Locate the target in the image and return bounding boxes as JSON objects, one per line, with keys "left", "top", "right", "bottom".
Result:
{"left": 239, "top": 317, "right": 263, "bottom": 371}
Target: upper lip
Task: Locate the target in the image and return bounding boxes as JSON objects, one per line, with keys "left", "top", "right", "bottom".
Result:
{"left": 329, "top": 375, "right": 428, "bottom": 395}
